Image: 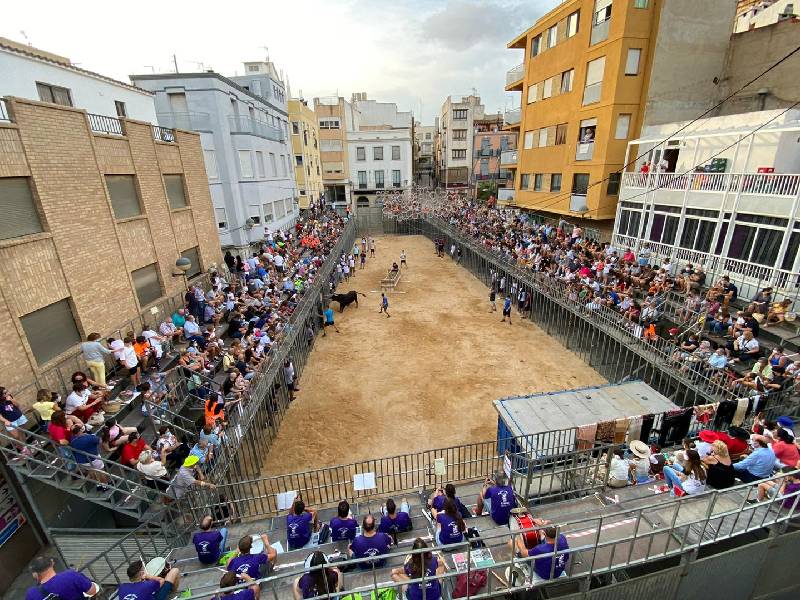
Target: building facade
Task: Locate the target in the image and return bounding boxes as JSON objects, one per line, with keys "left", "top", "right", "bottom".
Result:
{"left": 288, "top": 98, "right": 323, "bottom": 210}
{"left": 613, "top": 109, "right": 800, "bottom": 301}
{"left": 414, "top": 123, "right": 436, "bottom": 186}
{"left": 735, "top": 0, "right": 796, "bottom": 31}
{"left": 504, "top": 0, "right": 737, "bottom": 225}
{"left": 314, "top": 96, "right": 354, "bottom": 210}
{"left": 438, "top": 95, "right": 485, "bottom": 188}
{"left": 471, "top": 113, "right": 515, "bottom": 196}
{"left": 132, "top": 62, "right": 298, "bottom": 251}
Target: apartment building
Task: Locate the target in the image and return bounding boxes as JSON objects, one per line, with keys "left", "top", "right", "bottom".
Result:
{"left": 735, "top": 0, "right": 796, "bottom": 31}
{"left": 288, "top": 98, "right": 323, "bottom": 210}
{"left": 471, "top": 113, "right": 516, "bottom": 198}
{"left": 504, "top": 0, "right": 735, "bottom": 226}
{"left": 438, "top": 95, "right": 485, "bottom": 188}
{"left": 132, "top": 61, "right": 298, "bottom": 251}
{"left": 313, "top": 96, "right": 355, "bottom": 210}
{"left": 613, "top": 109, "right": 800, "bottom": 302}
{"left": 415, "top": 122, "right": 437, "bottom": 186}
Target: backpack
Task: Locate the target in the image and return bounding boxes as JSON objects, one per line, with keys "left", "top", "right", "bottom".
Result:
{"left": 453, "top": 569, "right": 488, "bottom": 598}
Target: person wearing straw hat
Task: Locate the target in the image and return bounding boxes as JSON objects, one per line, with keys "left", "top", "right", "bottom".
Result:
{"left": 628, "top": 441, "right": 652, "bottom": 485}
{"left": 119, "top": 559, "right": 180, "bottom": 600}
{"left": 167, "top": 455, "right": 215, "bottom": 500}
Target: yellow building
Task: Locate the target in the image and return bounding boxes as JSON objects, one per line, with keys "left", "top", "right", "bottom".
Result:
{"left": 288, "top": 98, "right": 323, "bottom": 210}
{"left": 505, "top": 0, "right": 661, "bottom": 223}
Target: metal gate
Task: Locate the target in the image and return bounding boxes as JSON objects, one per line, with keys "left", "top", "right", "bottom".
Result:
{"left": 356, "top": 202, "right": 384, "bottom": 234}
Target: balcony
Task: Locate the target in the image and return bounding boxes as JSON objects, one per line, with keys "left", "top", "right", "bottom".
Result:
{"left": 506, "top": 63, "right": 525, "bottom": 90}
{"left": 152, "top": 125, "right": 175, "bottom": 143}
{"left": 575, "top": 141, "right": 595, "bottom": 161}
{"left": 590, "top": 18, "right": 610, "bottom": 45}
{"left": 504, "top": 108, "right": 521, "bottom": 128}
{"left": 228, "top": 115, "right": 283, "bottom": 142}
{"left": 620, "top": 171, "right": 800, "bottom": 198}
{"left": 500, "top": 150, "right": 518, "bottom": 166}
{"left": 87, "top": 113, "right": 124, "bottom": 136}
{"left": 156, "top": 111, "right": 211, "bottom": 131}
{"left": 498, "top": 188, "right": 515, "bottom": 204}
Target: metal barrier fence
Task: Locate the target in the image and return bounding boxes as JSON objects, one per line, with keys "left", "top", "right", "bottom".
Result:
{"left": 177, "top": 469, "right": 800, "bottom": 599}
{"left": 385, "top": 217, "right": 799, "bottom": 417}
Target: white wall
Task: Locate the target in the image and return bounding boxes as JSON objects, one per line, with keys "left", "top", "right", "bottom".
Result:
{"left": 347, "top": 130, "right": 413, "bottom": 189}
{"left": 0, "top": 49, "right": 156, "bottom": 122}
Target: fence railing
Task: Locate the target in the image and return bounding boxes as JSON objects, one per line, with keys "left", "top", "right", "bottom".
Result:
{"left": 87, "top": 113, "right": 124, "bottom": 136}
{"left": 228, "top": 115, "right": 283, "bottom": 142}
{"left": 152, "top": 125, "right": 176, "bottom": 143}
{"left": 621, "top": 171, "right": 800, "bottom": 197}
{"left": 506, "top": 62, "right": 524, "bottom": 85}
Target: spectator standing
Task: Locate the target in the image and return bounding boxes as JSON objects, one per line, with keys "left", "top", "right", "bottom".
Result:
{"left": 80, "top": 333, "right": 112, "bottom": 388}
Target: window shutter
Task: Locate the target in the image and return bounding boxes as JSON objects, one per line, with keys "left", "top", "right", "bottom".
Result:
{"left": 537, "top": 83, "right": 544, "bottom": 101}
{"left": 557, "top": 18, "right": 568, "bottom": 42}
{"left": 132, "top": 264, "right": 162, "bottom": 307}
{"left": 0, "top": 178, "right": 44, "bottom": 240}
{"left": 20, "top": 299, "right": 81, "bottom": 365}
{"left": 547, "top": 126, "right": 557, "bottom": 143}
{"left": 543, "top": 174, "right": 552, "bottom": 190}
{"left": 552, "top": 73, "right": 562, "bottom": 97}
{"left": 105, "top": 175, "right": 141, "bottom": 220}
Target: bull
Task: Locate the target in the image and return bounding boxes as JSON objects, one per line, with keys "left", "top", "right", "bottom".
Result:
{"left": 330, "top": 290, "right": 367, "bottom": 312}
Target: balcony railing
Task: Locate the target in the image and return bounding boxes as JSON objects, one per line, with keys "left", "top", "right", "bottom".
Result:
{"left": 575, "top": 140, "right": 594, "bottom": 161}
{"left": 152, "top": 125, "right": 176, "bottom": 143}
{"left": 0, "top": 99, "right": 11, "bottom": 122}
{"left": 87, "top": 113, "right": 124, "bottom": 136}
{"left": 504, "top": 108, "right": 521, "bottom": 127}
{"left": 228, "top": 115, "right": 283, "bottom": 142}
{"left": 156, "top": 111, "right": 211, "bottom": 131}
{"left": 621, "top": 171, "right": 800, "bottom": 197}
{"left": 500, "top": 149, "right": 518, "bottom": 165}
{"left": 590, "top": 18, "right": 610, "bottom": 45}
{"left": 506, "top": 62, "right": 524, "bottom": 86}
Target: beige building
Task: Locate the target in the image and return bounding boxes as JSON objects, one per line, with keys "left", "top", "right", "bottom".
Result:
{"left": 0, "top": 96, "right": 221, "bottom": 405}
{"left": 437, "top": 95, "right": 485, "bottom": 188}
{"left": 289, "top": 98, "right": 323, "bottom": 210}
{"left": 313, "top": 96, "right": 354, "bottom": 209}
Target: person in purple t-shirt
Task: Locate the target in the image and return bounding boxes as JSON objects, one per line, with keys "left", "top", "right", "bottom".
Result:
{"left": 217, "top": 571, "right": 259, "bottom": 600}
{"left": 512, "top": 525, "right": 570, "bottom": 581}
{"left": 429, "top": 483, "right": 471, "bottom": 519}
{"left": 330, "top": 500, "right": 359, "bottom": 542}
{"left": 435, "top": 498, "right": 466, "bottom": 546}
{"left": 378, "top": 498, "right": 412, "bottom": 536}
{"left": 25, "top": 557, "right": 99, "bottom": 600}
{"left": 293, "top": 551, "right": 342, "bottom": 599}
{"left": 391, "top": 538, "right": 444, "bottom": 600}
{"left": 287, "top": 499, "right": 318, "bottom": 550}
{"left": 118, "top": 560, "right": 181, "bottom": 600}
{"left": 226, "top": 535, "right": 276, "bottom": 579}
{"left": 192, "top": 515, "right": 229, "bottom": 565}
{"left": 349, "top": 515, "right": 393, "bottom": 569}
{"left": 476, "top": 474, "right": 517, "bottom": 525}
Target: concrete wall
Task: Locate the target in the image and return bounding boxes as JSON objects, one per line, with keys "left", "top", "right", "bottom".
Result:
{"left": 0, "top": 48, "right": 156, "bottom": 122}
{"left": 717, "top": 19, "right": 800, "bottom": 116}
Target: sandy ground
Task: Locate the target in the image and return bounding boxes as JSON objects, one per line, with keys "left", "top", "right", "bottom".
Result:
{"left": 262, "top": 234, "right": 605, "bottom": 475}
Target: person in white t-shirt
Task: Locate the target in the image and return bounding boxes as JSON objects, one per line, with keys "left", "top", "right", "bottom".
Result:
{"left": 121, "top": 337, "right": 140, "bottom": 387}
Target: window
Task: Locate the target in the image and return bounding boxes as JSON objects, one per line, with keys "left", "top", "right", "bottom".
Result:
{"left": 204, "top": 149, "right": 218, "bottom": 179}
{"left": 453, "top": 129, "right": 467, "bottom": 140}
{"left": 164, "top": 175, "right": 187, "bottom": 209}
{"left": 480, "top": 159, "right": 489, "bottom": 176}
{"left": 607, "top": 172, "right": 621, "bottom": 195}
{"left": 0, "top": 178, "right": 43, "bottom": 240}
{"left": 292, "top": 121, "right": 300, "bottom": 135}
{"left": 555, "top": 123, "right": 568, "bottom": 145}
{"left": 215, "top": 207, "right": 227, "bottom": 229}
{"left": 319, "top": 118, "right": 340, "bottom": 129}
{"left": 181, "top": 246, "right": 201, "bottom": 278}
{"left": 591, "top": 0, "right": 612, "bottom": 44}
{"left": 114, "top": 101, "right": 127, "bottom": 118}
{"left": 36, "top": 82, "right": 73, "bottom": 106}
{"left": 105, "top": 175, "right": 141, "bottom": 219}
{"left": 238, "top": 151, "right": 253, "bottom": 178}
{"left": 572, "top": 173, "right": 590, "bottom": 195}
{"left": 249, "top": 205, "right": 261, "bottom": 225}
{"left": 356, "top": 146, "right": 366, "bottom": 161}
{"left": 425, "top": 133, "right": 432, "bottom": 140}
{"left": 560, "top": 69, "right": 574, "bottom": 93}
{"left": 263, "top": 202, "right": 274, "bottom": 223}
{"left": 543, "top": 78, "right": 553, "bottom": 99}
{"left": 583, "top": 56, "right": 606, "bottom": 105}
{"left": 374, "top": 146, "right": 384, "bottom": 160}
{"left": 551, "top": 173, "right": 562, "bottom": 192}
{"left": 321, "top": 139, "right": 343, "bottom": 152}
{"left": 531, "top": 35, "right": 541, "bottom": 57}
{"left": 452, "top": 109, "right": 468, "bottom": 120}
{"left": 625, "top": 48, "right": 642, "bottom": 75}
{"left": 567, "top": 10, "right": 580, "bottom": 37}
{"left": 358, "top": 171, "right": 367, "bottom": 189}
{"left": 374, "top": 170, "right": 385, "bottom": 188}
{"left": 279, "top": 155, "right": 287, "bottom": 177}
{"left": 269, "top": 153, "right": 277, "bottom": 176}
{"left": 533, "top": 174, "right": 544, "bottom": 191}
{"left": 274, "top": 199, "right": 286, "bottom": 219}
{"left": 20, "top": 299, "right": 81, "bottom": 365}
{"left": 615, "top": 114, "right": 631, "bottom": 139}
{"left": 452, "top": 149, "right": 466, "bottom": 159}
{"left": 295, "top": 155, "right": 304, "bottom": 166}
{"left": 524, "top": 131, "right": 535, "bottom": 149}
{"left": 132, "top": 264, "right": 162, "bottom": 307}
{"left": 392, "top": 170, "right": 401, "bottom": 187}
{"left": 578, "top": 118, "right": 597, "bottom": 144}
{"left": 527, "top": 82, "right": 539, "bottom": 104}
{"left": 520, "top": 174, "right": 530, "bottom": 189}
{"left": 538, "top": 128, "right": 548, "bottom": 147}
{"left": 547, "top": 25, "right": 558, "bottom": 49}
{"left": 634, "top": 0, "right": 648, "bottom": 7}
{"left": 392, "top": 146, "right": 400, "bottom": 160}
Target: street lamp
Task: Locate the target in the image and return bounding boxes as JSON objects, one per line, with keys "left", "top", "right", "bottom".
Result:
{"left": 174, "top": 256, "right": 192, "bottom": 290}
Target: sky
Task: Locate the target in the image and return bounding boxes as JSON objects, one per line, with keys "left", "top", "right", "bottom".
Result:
{"left": 2, "top": 0, "right": 560, "bottom": 123}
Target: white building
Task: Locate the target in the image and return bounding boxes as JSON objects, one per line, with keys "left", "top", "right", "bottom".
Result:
{"left": 735, "top": 0, "right": 797, "bottom": 32}
{"left": 438, "top": 95, "right": 485, "bottom": 188}
{"left": 0, "top": 36, "right": 156, "bottom": 122}
{"left": 415, "top": 123, "right": 436, "bottom": 186}
{"left": 613, "top": 109, "right": 800, "bottom": 300}
{"left": 132, "top": 61, "right": 298, "bottom": 251}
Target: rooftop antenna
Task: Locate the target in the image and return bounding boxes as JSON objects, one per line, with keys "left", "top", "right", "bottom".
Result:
{"left": 261, "top": 46, "right": 270, "bottom": 62}
{"left": 172, "top": 54, "right": 179, "bottom": 73}
{"left": 19, "top": 30, "right": 31, "bottom": 45}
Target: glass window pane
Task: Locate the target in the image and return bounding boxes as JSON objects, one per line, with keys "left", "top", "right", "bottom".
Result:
{"left": 0, "top": 177, "right": 44, "bottom": 240}
{"left": 650, "top": 214, "right": 665, "bottom": 242}
{"left": 181, "top": 246, "right": 202, "bottom": 279}
{"left": 728, "top": 224, "right": 756, "bottom": 260}
{"left": 695, "top": 220, "right": 716, "bottom": 253}
{"left": 132, "top": 264, "right": 162, "bottom": 307}
{"left": 20, "top": 299, "right": 81, "bottom": 365}
{"left": 662, "top": 215, "right": 679, "bottom": 245}
{"left": 105, "top": 175, "right": 141, "bottom": 220}
{"left": 164, "top": 175, "right": 187, "bottom": 209}
{"left": 679, "top": 219, "right": 699, "bottom": 249}
{"left": 781, "top": 232, "right": 800, "bottom": 271}
{"left": 752, "top": 228, "right": 783, "bottom": 266}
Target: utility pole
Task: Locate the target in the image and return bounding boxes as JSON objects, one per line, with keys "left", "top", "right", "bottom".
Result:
{"left": 172, "top": 54, "right": 179, "bottom": 73}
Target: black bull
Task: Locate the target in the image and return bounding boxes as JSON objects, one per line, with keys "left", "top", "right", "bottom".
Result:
{"left": 330, "top": 291, "right": 367, "bottom": 312}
